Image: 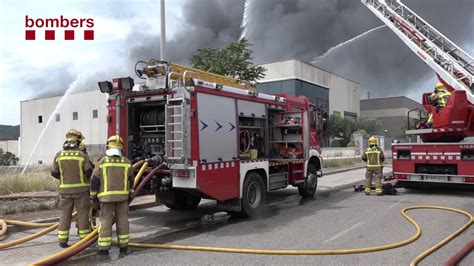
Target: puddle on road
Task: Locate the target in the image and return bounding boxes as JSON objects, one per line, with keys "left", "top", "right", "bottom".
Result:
{"left": 64, "top": 189, "right": 337, "bottom": 264}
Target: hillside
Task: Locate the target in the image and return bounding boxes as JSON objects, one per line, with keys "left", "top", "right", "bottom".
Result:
{"left": 0, "top": 125, "right": 20, "bottom": 140}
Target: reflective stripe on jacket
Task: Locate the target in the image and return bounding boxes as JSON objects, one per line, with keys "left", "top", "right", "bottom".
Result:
{"left": 93, "top": 156, "right": 133, "bottom": 202}
{"left": 52, "top": 150, "right": 92, "bottom": 194}
{"left": 362, "top": 147, "right": 385, "bottom": 170}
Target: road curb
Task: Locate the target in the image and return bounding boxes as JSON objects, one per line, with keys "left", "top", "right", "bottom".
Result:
{"left": 324, "top": 166, "right": 365, "bottom": 176}
{"left": 27, "top": 200, "right": 159, "bottom": 224}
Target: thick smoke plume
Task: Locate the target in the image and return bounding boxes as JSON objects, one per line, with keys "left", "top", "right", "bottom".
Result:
{"left": 28, "top": 0, "right": 473, "bottom": 101}
{"left": 128, "top": 0, "right": 245, "bottom": 65}
{"left": 242, "top": 0, "right": 474, "bottom": 97}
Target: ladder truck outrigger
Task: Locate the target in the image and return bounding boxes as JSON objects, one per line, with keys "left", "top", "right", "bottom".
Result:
{"left": 362, "top": 0, "right": 474, "bottom": 188}
{"left": 98, "top": 59, "right": 328, "bottom": 217}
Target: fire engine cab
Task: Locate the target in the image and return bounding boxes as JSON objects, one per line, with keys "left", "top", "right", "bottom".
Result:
{"left": 98, "top": 59, "right": 327, "bottom": 217}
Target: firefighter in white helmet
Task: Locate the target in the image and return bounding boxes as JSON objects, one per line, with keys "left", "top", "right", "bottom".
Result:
{"left": 90, "top": 135, "right": 134, "bottom": 255}
{"left": 51, "top": 129, "right": 93, "bottom": 248}
{"left": 361, "top": 136, "right": 385, "bottom": 196}
{"left": 427, "top": 82, "right": 451, "bottom": 126}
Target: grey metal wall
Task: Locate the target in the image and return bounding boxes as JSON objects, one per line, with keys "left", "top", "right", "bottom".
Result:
{"left": 256, "top": 79, "right": 329, "bottom": 111}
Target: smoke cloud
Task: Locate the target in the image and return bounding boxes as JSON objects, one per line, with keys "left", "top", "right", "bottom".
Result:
{"left": 128, "top": 0, "right": 245, "bottom": 65}
{"left": 21, "top": 0, "right": 474, "bottom": 101}
{"left": 242, "top": 0, "right": 474, "bottom": 97}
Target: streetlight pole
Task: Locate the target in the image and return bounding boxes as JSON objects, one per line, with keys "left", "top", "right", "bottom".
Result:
{"left": 160, "top": 0, "right": 166, "bottom": 60}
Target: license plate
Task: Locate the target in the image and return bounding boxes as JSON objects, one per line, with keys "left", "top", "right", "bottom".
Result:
{"left": 411, "top": 175, "right": 449, "bottom": 182}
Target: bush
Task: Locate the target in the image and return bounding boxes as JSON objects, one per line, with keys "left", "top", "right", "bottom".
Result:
{"left": 0, "top": 167, "right": 58, "bottom": 195}
{"left": 323, "top": 158, "right": 362, "bottom": 169}
{"left": 330, "top": 139, "right": 341, "bottom": 147}
{"left": 0, "top": 149, "right": 19, "bottom": 166}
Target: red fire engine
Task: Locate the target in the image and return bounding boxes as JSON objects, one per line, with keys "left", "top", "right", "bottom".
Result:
{"left": 98, "top": 60, "right": 327, "bottom": 217}
{"left": 363, "top": 0, "right": 474, "bottom": 187}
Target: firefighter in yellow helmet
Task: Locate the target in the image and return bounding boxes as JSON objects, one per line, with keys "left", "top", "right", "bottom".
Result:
{"left": 90, "top": 135, "right": 134, "bottom": 255}
{"left": 51, "top": 129, "right": 93, "bottom": 248}
{"left": 361, "top": 136, "right": 385, "bottom": 196}
{"left": 427, "top": 82, "right": 451, "bottom": 125}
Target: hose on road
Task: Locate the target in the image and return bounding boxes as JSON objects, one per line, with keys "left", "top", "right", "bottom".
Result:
{"left": 29, "top": 163, "right": 165, "bottom": 265}
{"left": 126, "top": 206, "right": 472, "bottom": 266}
{"left": 1, "top": 164, "right": 471, "bottom": 265}
{"left": 0, "top": 160, "right": 146, "bottom": 242}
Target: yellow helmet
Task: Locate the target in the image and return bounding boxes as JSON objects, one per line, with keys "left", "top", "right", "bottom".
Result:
{"left": 107, "top": 135, "right": 124, "bottom": 150}
{"left": 368, "top": 136, "right": 377, "bottom": 146}
{"left": 435, "top": 82, "right": 445, "bottom": 92}
{"left": 65, "top": 129, "right": 82, "bottom": 141}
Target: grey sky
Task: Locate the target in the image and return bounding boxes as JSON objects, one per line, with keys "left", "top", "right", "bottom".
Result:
{"left": 1, "top": 0, "right": 472, "bottom": 125}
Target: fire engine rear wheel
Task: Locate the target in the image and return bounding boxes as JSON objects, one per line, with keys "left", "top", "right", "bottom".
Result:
{"left": 298, "top": 164, "right": 318, "bottom": 198}
{"left": 163, "top": 190, "right": 201, "bottom": 210}
{"left": 229, "top": 172, "right": 265, "bottom": 218}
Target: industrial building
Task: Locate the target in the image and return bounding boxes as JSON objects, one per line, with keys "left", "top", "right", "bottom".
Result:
{"left": 257, "top": 59, "right": 360, "bottom": 118}
{"left": 360, "top": 96, "right": 424, "bottom": 138}
{"left": 0, "top": 140, "right": 19, "bottom": 157}
{"left": 20, "top": 91, "right": 108, "bottom": 165}
{"left": 19, "top": 59, "right": 360, "bottom": 165}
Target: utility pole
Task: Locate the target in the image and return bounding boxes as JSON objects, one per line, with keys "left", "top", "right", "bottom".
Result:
{"left": 160, "top": 0, "right": 166, "bottom": 60}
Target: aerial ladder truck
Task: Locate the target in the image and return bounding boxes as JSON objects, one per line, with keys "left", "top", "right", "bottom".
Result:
{"left": 362, "top": 0, "right": 474, "bottom": 187}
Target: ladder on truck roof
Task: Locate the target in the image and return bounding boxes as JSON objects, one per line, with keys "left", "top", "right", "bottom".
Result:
{"left": 362, "top": 0, "right": 474, "bottom": 104}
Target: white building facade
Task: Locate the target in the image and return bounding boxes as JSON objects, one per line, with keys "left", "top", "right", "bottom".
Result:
{"left": 20, "top": 90, "right": 108, "bottom": 165}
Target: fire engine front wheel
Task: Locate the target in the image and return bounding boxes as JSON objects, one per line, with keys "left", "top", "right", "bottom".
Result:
{"left": 229, "top": 172, "right": 265, "bottom": 218}
{"left": 298, "top": 164, "right": 318, "bottom": 198}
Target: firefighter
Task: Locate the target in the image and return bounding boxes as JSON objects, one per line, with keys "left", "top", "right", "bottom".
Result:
{"left": 90, "top": 135, "right": 134, "bottom": 255}
{"left": 51, "top": 129, "right": 93, "bottom": 248}
{"left": 361, "top": 136, "right": 385, "bottom": 196}
{"left": 427, "top": 82, "right": 451, "bottom": 125}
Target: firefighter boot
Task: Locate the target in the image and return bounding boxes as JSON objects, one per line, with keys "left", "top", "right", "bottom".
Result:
{"left": 364, "top": 187, "right": 371, "bottom": 196}
{"left": 120, "top": 247, "right": 128, "bottom": 254}
{"left": 376, "top": 187, "right": 383, "bottom": 196}
{"left": 97, "top": 249, "right": 109, "bottom": 256}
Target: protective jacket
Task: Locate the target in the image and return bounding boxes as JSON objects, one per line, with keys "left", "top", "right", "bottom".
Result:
{"left": 362, "top": 146, "right": 385, "bottom": 171}
{"left": 90, "top": 156, "right": 134, "bottom": 202}
{"left": 51, "top": 149, "right": 93, "bottom": 194}
{"left": 430, "top": 90, "right": 452, "bottom": 107}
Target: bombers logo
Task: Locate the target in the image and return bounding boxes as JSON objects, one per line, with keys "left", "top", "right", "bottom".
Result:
{"left": 25, "top": 15, "right": 94, "bottom": 41}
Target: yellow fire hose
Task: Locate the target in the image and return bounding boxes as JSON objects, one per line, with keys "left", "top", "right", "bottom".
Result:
{"left": 29, "top": 162, "right": 159, "bottom": 265}
{"left": 31, "top": 205, "right": 472, "bottom": 266}
{"left": 0, "top": 160, "right": 147, "bottom": 250}
{"left": 127, "top": 206, "right": 472, "bottom": 266}
{"left": 2, "top": 161, "right": 471, "bottom": 265}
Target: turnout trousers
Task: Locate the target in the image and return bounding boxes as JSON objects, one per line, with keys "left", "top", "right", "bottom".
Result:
{"left": 365, "top": 169, "right": 383, "bottom": 195}
{"left": 57, "top": 191, "right": 91, "bottom": 243}
{"left": 98, "top": 201, "right": 129, "bottom": 250}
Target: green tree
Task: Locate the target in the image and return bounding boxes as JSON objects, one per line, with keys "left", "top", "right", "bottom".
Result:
{"left": 357, "top": 118, "right": 382, "bottom": 135}
{"left": 0, "top": 149, "right": 19, "bottom": 166}
{"left": 190, "top": 38, "right": 266, "bottom": 82}
{"left": 327, "top": 116, "right": 382, "bottom": 147}
{"left": 327, "top": 115, "right": 358, "bottom": 147}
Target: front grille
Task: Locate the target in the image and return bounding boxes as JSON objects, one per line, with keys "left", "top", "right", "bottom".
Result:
{"left": 415, "top": 164, "right": 457, "bottom": 175}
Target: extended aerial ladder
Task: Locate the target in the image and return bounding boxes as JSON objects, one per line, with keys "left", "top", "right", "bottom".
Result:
{"left": 362, "top": 0, "right": 473, "bottom": 102}
{"left": 362, "top": 0, "right": 474, "bottom": 142}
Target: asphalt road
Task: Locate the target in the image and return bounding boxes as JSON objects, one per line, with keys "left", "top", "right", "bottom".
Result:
{"left": 2, "top": 167, "right": 472, "bottom": 265}
{"left": 69, "top": 184, "right": 472, "bottom": 265}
